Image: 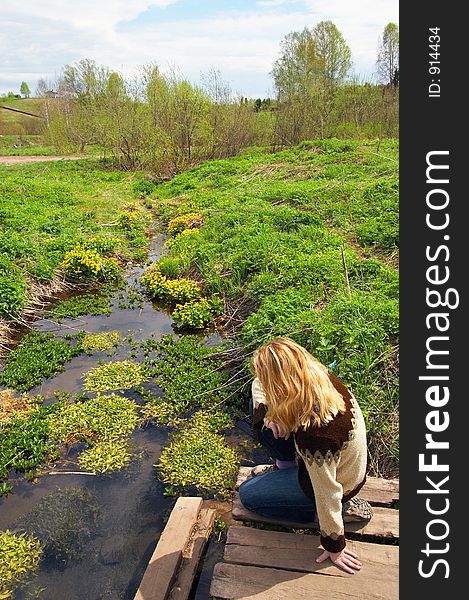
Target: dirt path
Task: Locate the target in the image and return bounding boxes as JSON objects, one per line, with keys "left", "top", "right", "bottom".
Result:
{"left": 0, "top": 154, "right": 90, "bottom": 165}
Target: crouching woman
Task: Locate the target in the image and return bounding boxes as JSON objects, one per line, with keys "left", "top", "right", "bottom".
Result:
{"left": 239, "top": 337, "right": 372, "bottom": 574}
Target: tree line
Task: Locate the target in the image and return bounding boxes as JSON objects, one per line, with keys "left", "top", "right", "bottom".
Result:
{"left": 36, "top": 21, "right": 398, "bottom": 176}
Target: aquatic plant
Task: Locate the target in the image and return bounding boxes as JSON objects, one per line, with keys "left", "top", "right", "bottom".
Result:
{"left": 0, "top": 530, "right": 42, "bottom": 599}
{"left": 157, "top": 410, "right": 238, "bottom": 498}
{"left": 0, "top": 390, "right": 42, "bottom": 424}
{"left": 142, "top": 335, "right": 231, "bottom": 414}
{"left": 46, "top": 288, "right": 114, "bottom": 322}
{"left": 82, "top": 331, "right": 122, "bottom": 353}
{"left": 0, "top": 331, "right": 85, "bottom": 391}
{"left": 50, "top": 394, "right": 139, "bottom": 445}
{"left": 0, "top": 403, "right": 60, "bottom": 480}
{"left": 78, "top": 438, "right": 132, "bottom": 474}
{"left": 18, "top": 488, "right": 99, "bottom": 563}
{"left": 83, "top": 361, "right": 148, "bottom": 392}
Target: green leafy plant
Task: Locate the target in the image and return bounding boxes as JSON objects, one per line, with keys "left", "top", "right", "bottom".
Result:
{"left": 83, "top": 361, "right": 148, "bottom": 392}
{"left": 50, "top": 394, "right": 139, "bottom": 445}
{"left": 0, "top": 531, "right": 42, "bottom": 599}
{"left": 0, "top": 403, "right": 60, "bottom": 481}
{"left": 82, "top": 331, "right": 122, "bottom": 353}
{"left": 78, "top": 438, "right": 132, "bottom": 473}
{"left": 172, "top": 298, "right": 221, "bottom": 329}
{"left": 157, "top": 411, "right": 239, "bottom": 498}
{"left": 0, "top": 331, "right": 85, "bottom": 391}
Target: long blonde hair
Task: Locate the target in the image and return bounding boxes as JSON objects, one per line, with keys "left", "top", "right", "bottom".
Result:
{"left": 252, "top": 337, "right": 346, "bottom": 432}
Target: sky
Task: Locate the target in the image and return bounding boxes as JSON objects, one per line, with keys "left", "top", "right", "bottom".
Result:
{"left": 0, "top": 0, "right": 398, "bottom": 98}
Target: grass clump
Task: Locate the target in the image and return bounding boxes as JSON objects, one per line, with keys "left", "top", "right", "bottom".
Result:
{"left": 83, "top": 360, "right": 147, "bottom": 392}
{"left": 0, "top": 530, "right": 42, "bottom": 599}
{"left": 82, "top": 331, "right": 122, "bottom": 353}
{"left": 157, "top": 410, "right": 238, "bottom": 498}
{"left": 0, "top": 331, "right": 85, "bottom": 391}
{"left": 0, "top": 390, "right": 43, "bottom": 424}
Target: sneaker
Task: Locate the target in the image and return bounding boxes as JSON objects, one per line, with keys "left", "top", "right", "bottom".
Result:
{"left": 342, "top": 497, "right": 374, "bottom": 522}
{"left": 251, "top": 464, "right": 277, "bottom": 477}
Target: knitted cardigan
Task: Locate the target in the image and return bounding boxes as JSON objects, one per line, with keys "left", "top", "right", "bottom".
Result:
{"left": 251, "top": 373, "right": 368, "bottom": 553}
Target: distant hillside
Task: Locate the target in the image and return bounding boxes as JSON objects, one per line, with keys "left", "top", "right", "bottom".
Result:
{"left": 0, "top": 97, "right": 45, "bottom": 135}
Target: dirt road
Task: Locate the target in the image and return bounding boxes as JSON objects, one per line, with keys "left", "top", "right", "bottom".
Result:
{"left": 0, "top": 155, "right": 90, "bottom": 165}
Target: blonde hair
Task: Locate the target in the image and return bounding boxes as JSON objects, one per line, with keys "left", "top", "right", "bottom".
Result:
{"left": 252, "top": 337, "right": 346, "bottom": 432}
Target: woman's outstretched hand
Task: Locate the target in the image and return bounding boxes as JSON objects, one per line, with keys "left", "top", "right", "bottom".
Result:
{"left": 265, "top": 420, "right": 290, "bottom": 440}
{"left": 316, "top": 548, "right": 362, "bottom": 574}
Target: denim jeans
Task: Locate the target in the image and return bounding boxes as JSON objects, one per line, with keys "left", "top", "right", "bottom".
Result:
{"left": 239, "top": 399, "right": 317, "bottom": 523}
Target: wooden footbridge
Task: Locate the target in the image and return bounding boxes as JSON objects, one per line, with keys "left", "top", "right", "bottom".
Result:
{"left": 133, "top": 467, "right": 399, "bottom": 599}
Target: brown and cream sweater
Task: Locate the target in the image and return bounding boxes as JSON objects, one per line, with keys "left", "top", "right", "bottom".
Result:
{"left": 252, "top": 373, "right": 368, "bottom": 553}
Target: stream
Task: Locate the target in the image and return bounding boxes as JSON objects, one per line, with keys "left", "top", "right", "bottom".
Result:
{"left": 0, "top": 232, "right": 263, "bottom": 600}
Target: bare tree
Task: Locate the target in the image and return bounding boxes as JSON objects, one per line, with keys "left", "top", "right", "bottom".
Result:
{"left": 377, "top": 23, "right": 399, "bottom": 87}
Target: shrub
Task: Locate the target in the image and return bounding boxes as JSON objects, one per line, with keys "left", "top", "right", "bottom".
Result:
{"left": 132, "top": 179, "right": 156, "bottom": 198}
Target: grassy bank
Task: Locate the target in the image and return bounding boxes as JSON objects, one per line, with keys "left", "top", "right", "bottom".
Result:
{"left": 0, "top": 158, "right": 151, "bottom": 322}
{"left": 151, "top": 138, "right": 399, "bottom": 476}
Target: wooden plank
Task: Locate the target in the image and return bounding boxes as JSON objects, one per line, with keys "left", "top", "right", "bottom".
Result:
{"left": 231, "top": 494, "right": 399, "bottom": 540}
{"left": 236, "top": 467, "right": 399, "bottom": 506}
{"left": 134, "top": 497, "right": 203, "bottom": 600}
{"left": 210, "top": 562, "right": 398, "bottom": 600}
{"left": 360, "top": 477, "right": 399, "bottom": 505}
{"left": 224, "top": 526, "right": 398, "bottom": 580}
{"left": 167, "top": 508, "right": 216, "bottom": 600}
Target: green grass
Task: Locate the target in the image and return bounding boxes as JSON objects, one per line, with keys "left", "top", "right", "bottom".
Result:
{"left": 152, "top": 138, "right": 399, "bottom": 476}
{"left": 0, "top": 158, "right": 151, "bottom": 317}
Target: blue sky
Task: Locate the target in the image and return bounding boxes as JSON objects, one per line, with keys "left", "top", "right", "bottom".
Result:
{"left": 0, "top": 0, "right": 398, "bottom": 98}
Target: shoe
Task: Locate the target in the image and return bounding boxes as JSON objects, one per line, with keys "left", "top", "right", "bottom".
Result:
{"left": 251, "top": 464, "right": 277, "bottom": 477}
{"left": 342, "top": 497, "right": 374, "bottom": 522}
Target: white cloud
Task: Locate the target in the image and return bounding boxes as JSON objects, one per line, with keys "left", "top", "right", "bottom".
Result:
{"left": 1, "top": 1, "right": 177, "bottom": 33}
{"left": 0, "top": 1, "right": 398, "bottom": 97}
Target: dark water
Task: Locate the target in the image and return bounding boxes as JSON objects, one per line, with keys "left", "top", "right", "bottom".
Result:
{"left": 0, "top": 231, "right": 257, "bottom": 600}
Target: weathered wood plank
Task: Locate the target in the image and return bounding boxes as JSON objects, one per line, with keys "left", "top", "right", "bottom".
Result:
{"left": 236, "top": 467, "right": 399, "bottom": 506}
{"left": 231, "top": 494, "right": 399, "bottom": 539}
{"left": 210, "top": 562, "right": 398, "bottom": 600}
{"left": 134, "top": 497, "right": 203, "bottom": 600}
{"left": 167, "top": 508, "right": 216, "bottom": 600}
{"left": 224, "top": 526, "right": 398, "bottom": 580}
{"left": 360, "top": 477, "right": 399, "bottom": 505}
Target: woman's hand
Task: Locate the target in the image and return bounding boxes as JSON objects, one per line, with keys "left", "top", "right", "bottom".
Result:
{"left": 316, "top": 548, "right": 362, "bottom": 574}
{"left": 265, "top": 420, "right": 290, "bottom": 440}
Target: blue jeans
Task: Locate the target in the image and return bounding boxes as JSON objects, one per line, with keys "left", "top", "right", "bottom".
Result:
{"left": 239, "top": 399, "right": 317, "bottom": 523}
